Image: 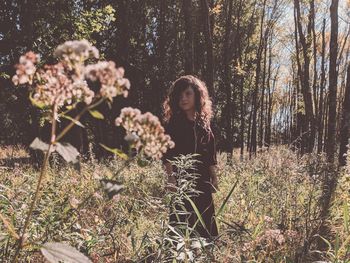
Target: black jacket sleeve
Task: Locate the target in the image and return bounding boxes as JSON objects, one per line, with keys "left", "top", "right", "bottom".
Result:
{"left": 161, "top": 120, "right": 177, "bottom": 165}
{"left": 207, "top": 129, "right": 218, "bottom": 166}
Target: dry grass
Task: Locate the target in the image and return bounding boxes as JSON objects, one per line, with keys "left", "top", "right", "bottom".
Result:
{"left": 0, "top": 145, "right": 348, "bottom": 262}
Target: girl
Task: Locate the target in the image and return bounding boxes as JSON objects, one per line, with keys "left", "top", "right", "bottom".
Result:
{"left": 162, "top": 75, "right": 219, "bottom": 239}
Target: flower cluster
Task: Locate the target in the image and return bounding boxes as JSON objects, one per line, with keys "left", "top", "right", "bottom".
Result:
{"left": 33, "top": 63, "right": 94, "bottom": 107}
{"left": 241, "top": 227, "right": 299, "bottom": 257}
{"left": 115, "top": 107, "right": 175, "bottom": 159}
{"left": 263, "top": 215, "right": 273, "bottom": 224}
{"left": 257, "top": 229, "right": 285, "bottom": 246}
{"left": 241, "top": 228, "right": 285, "bottom": 254}
{"left": 12, "top": 51, "right": 40, "bottom": 85}
{"left": 54, "top": 39, "right": 99, "bottom": 71}
{"left": 12, "top": 40, "right": 131, "bottom": 108}
{"left": 115, "top": 107, "right": 141, "bottom": 130}
{"left": 85, "top": 61, "right": 130, "bottom": 100}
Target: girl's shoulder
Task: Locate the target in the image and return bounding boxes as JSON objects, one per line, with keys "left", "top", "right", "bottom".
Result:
{"left": 163, "top": 115, "right": 183, "bottom": 135}
{"left": 164, "top": 114, "right": 214, "bottom": 135}
{"left": 166, "top": 114, "right": 187, "bottom": 127}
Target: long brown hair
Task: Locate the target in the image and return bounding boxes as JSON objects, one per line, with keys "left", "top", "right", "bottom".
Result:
{"left": 162, "top": 75, "right": 213, "bottom": 130}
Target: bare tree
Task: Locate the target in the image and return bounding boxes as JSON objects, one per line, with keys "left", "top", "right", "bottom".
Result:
{"left": 339, "top": 64, "right": 350, "bottom": 166}
{"left": 200, "top": 0, "right": 214, "bottom": 97}
{"left": 326, "top": 0, "right": 339, "bottom": 163}
{"left": 183, "top": 0, "right": 194, "bottom": 73}
{"left": 294, "top": 0, "right": 315, "bottom": 153}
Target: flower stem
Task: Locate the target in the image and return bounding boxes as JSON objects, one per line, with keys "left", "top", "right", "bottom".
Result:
{"left": 13, "top": 104, "right": 58, "bottom": 261}
{"left": 13, "top": 99, "right": 103, "bottom": 261}
{"left": 55, "top": 98, "right": 104, "bottom": 142}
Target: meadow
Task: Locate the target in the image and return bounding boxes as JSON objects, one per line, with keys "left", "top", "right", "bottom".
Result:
{"left": 1, "top": 145, "right": 349, "bottom": 262}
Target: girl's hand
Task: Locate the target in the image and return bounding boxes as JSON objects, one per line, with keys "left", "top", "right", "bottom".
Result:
{"left": 211, "top": 176, "right": 219, "bottom": 193}
{"left": 209, "top": 165, "right": 219, "bottom": 193}
{"left": 165, "top": 175, "right": 177, "bottom": 192}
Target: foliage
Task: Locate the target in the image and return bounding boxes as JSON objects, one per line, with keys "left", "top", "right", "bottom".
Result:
{"left": 0, "top": 146, "right": 340, "bottom": 262}
{"left": 74, "top": 5, "right": 116, "bottom": 44}
{"left": 2, "top": 39, "right": 173, "bottom": 262}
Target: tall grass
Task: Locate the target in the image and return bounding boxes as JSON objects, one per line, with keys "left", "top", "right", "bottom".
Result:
{"left": 0, "top": 145, "right": 347, "bottom": 262}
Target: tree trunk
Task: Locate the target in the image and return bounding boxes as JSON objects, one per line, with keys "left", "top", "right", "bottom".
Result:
{"left": 292, "top": 5, "right": 303, "bottom": 151}
{"left": 310, "top": 0, "right": 318, "bottom": 126}
{"left": 183, "top": 0, "right": 194, "bottom": 74}
{"left": 294, "top": 0, "right": 315, "bottom": 153}
{"left": 239, "top": 75, "right": 245, "bottom": 159}
{"left": 339, "top": 64, "right": 350, "bottom": 166}
{"left": 259, "top": 31, "right": 268, "bottom": 148}
{"left": 318, "top": 19, "right": 326, "bottom": 153}
{"left": 266, "top": 46, "right": 277, "bottom": 148}
{"left": 222, "top": 0, "right": 234, "bottom": 156}
{"left": 250, "top": 0, "right": 267, "bottom": 156}
{"left": 318, "top": 0, "right": 339, "bottom": 252}
{"left": 200, "top": 0, "right": 214, "bottom": 97}
{"left": 326, "top": 0, "right": 339, "bottom": 163}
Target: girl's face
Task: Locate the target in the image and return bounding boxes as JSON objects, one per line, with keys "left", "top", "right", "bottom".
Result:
{"left": 178, "top": 86, "right": 196, "bottom": 112}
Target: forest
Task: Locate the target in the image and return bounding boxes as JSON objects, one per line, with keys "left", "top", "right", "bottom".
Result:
{"left": 1, "top": 0, "right": 350, "bottom": 262}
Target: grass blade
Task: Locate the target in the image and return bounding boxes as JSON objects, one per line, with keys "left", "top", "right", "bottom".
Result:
{"left": 216, "top": 179, "right": 239, "bottom": 218}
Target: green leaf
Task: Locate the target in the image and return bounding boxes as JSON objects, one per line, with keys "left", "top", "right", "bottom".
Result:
{"left": 65, "top": 105, "right": 74, "bottom": 110}
{"left": 29, "top": 92, "right": 46, "bottom": 109}
{"left": 106, "top": 100, "right": 112, "bottom": 109}
{"left": 99, "top": 143, "right": 128, "bottom": 160}
{"left": 184, "top": 194, "right": 207, "bottom": 232}
{"left": 61, "top": 115, "right": 85, "bottom": 128}
{"left": 315, "top": 234, "right": 332, "bottom": 251}
{"left": 56, "top": 142, "right": 79, "bottom": 163}
{"left": 252, "top": 217, "right": 264, "bottom": 239}
{"left": 137, "top": 157, "right": 150, "bottom": 167}
{"left": 0, "top": 72, "right": 10, "bottom": 79}
{"left": 89, "top": 110, "right": 104, "bottom": 119}
{"left": 40, "top": 242, "right": 91, "bottom": 263}
{"left": 344, "top": 202, "right": 349, "bottom": 233}
{"left": 216, "top": 179, "right": 239, "bottom": 218}
{"left": 30, "top": 137, "right": 49, "bottom": 152}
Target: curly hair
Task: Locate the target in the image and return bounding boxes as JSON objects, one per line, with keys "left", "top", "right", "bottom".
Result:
{"left": 162, "top": 75, "right": 213, "bottom": 130}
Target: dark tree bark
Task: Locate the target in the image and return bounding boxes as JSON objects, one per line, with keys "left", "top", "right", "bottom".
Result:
{"left": 326, "top": 0, "right": 339, "bottom": 163}
{"left": 183, "top": 0, "right": 194, "bottom": 74}
{"left": 318, "top": 19, "right": 327, "bottom": 153}
{"left": 259, "top": 29, "right": 269, "bottom": 148}
{"left": 317, "top": 0, "right": 339, "bottom": 252}
{"left": 266, "top": 41, "right": 276, "bottom": 147}
{"left": 155, "top": 0, "right": 167, "bottom": 115}
{"left": 200, "top": 0, "right": 214, "bottom": 97}
{"left": 294, "top": 0, "right": 315, "bottom": 153}
{"left": 292, "top": 5, "right": 303, "bottom": 150}
{"left": 310, "top": 0, "right": 318, "bottom": 123}
{"left": 239, "top": 75, "right": 245, "bottom": 158}
{"left": 221, "top": 0, "right": 234, "bottom": 156}
{"left": 339, "top": 64, "right": 350, "bottom": 166}
{"left": 250, "top": 0, "right": 267, "bottom": 156}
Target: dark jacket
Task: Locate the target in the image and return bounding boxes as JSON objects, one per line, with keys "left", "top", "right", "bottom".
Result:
{"left": 161, "top": 114, "right": 217, "bottom": 168}
{"left": 162, "top": 113, "right": 219, "bottom": 238}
